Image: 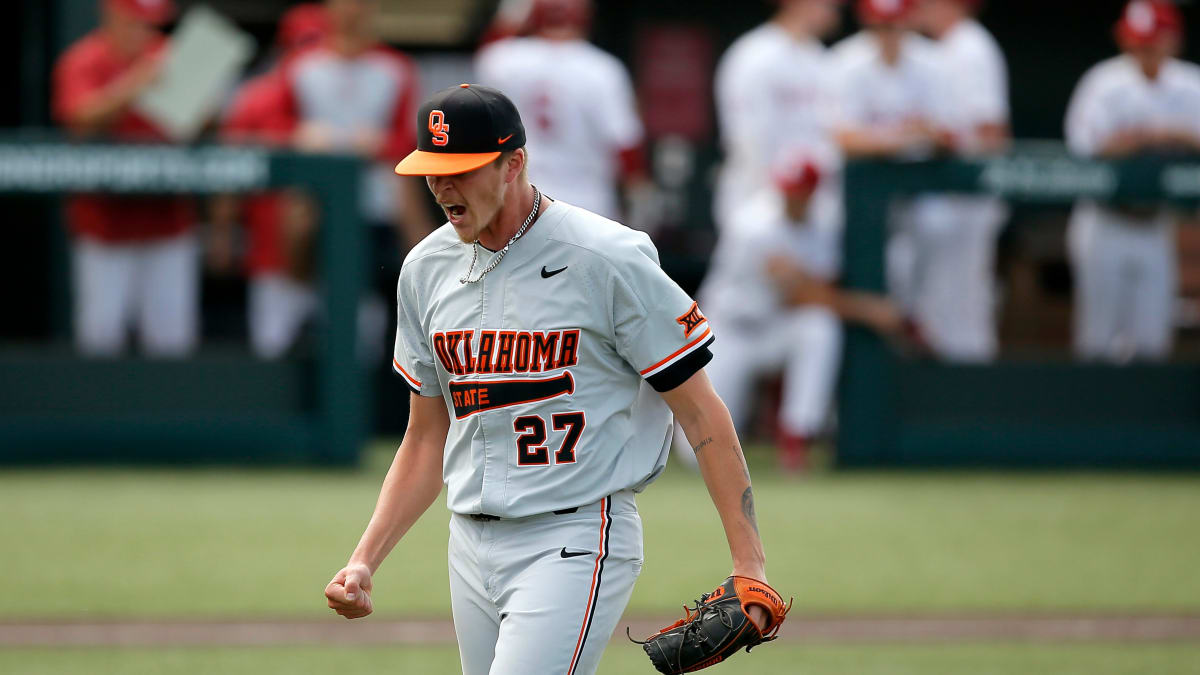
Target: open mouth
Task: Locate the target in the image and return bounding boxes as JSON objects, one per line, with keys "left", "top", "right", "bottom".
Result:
{"left": 441, "top": 203, "right": 467, "bottom": 225}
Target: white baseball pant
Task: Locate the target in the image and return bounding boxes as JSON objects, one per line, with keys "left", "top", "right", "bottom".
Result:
{"left": 707, "top": 308, "right": 842, "bottom": 438}
{"left": 448, "top": 490, "right": 643, "bottom": 675}
{"left": 248, "top": 274, "right": 318, "bottom": 359}
{"left": 905, "top": 196, "right": 1006, "bottom": 362}
{"left": 72, "top": 232, "right": 199, "bottom": 357}
{"left": 1068, "top": 206, "right": 1176, "bottom": 362}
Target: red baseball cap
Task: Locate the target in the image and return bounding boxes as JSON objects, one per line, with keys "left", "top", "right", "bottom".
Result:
{"left": 773, "top": 159, "right": 823, "bottom": 196}
{"left": 1115, "top": 0, "right": 1183, "bottom": 47}
{"left": 857, "top": 0, "right": 917, "bottom": 25}
{"left": 104, "top": 0, "right": 175, "bottom": 25}
{"left": 277, "top": 3, "right": 329, "bottom": 54}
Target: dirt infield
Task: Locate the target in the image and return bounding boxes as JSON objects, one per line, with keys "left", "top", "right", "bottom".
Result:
{"left": 3, "top": 614, "right": 1199, "bottom": 647}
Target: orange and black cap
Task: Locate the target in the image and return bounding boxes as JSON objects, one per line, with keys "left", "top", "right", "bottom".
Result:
{"left": 395, "top": 83, "right": 527, "bottom": 177}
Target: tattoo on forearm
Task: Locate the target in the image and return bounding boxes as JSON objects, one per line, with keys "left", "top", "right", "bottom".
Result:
{"left": 741, "top": 486, "right": 759, "bottom": 533}
{"left": 692, "top": 437, "right": 714, "bottom": 454}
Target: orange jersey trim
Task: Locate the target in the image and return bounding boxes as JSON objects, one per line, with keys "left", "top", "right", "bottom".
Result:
{"left": 392, "top": 358, "right": 423, "bottom": 388}
{"left": 639, "top": 327, "right": 713, "bottom": 376}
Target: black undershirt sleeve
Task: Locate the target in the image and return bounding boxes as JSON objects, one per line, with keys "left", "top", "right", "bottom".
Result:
{"left": 645, "top": 340, "right": 715, "bottom": 392}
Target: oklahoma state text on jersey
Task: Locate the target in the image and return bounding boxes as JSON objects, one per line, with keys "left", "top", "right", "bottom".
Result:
{"left": 432, "top": 328, "right": 580, "bottom": 375}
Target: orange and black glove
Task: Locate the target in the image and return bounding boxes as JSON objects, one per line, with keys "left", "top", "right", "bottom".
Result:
{"left": 630, "top": 576, "right": 791, "bottom": 674}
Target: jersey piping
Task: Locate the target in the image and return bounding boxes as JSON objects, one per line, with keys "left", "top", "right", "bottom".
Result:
{"left": 392, "top": 357, "right": 423, "bottom": 393}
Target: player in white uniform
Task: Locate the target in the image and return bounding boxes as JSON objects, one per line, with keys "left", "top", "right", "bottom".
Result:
{"left": 698, "top": 154, "right": 843, "bottom": 471}
{"left": 323, "top": 84, "right": 776, "bottom": 675}
{"left": 713, "top": 0, "right": 843, "bottom": 233}
{"left": 682, "top": 152, "right": 907, "bottom": 472}
{"left": 914, "top": 0, "right": 1011, "bottom": 361}
{"left": 1064, "top": 0, "right": 1200, "bottom": 362}
{"left": 832, "top": 0, "right": 957, "bottom": 351}
{"left": 474, "top": 0, "right": 646, "bottom": 221}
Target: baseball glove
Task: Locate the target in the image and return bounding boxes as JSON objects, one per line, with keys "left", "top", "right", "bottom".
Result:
{"left": 629, "top": 576, "right": 791, "bottom": 674}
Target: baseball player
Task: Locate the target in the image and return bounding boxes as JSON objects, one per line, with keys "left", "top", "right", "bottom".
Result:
{"left": 680, "top": 153, "right": 906, "bottom": 472}
{"left": 213, "top": 3, "right": 328, "bottom": 359}
{"left": 283, "top": 0, "right": 433, "bottom": 254}
{"left": 1064, "top": 0, "right": 1200, "bottom": 361}
{"left": 52, "top": 0, "right": 200, "bottom": 357}
{"left": 280, "top": 0, "right": 435, "bottom": 359}
{"left": 474, "top": 0, "right": 648, "bottom": 222}
{"left": 831, "top": 0, "right": 956, "bottom": 348}
{"left": 911, "top": 0, "right": 1011, "bottom": 361}
{"left": 323, "top": 84, "right": 784, "bottom": 674}
{"left": 713, "top": 0, "right": 843, "bottom": 233}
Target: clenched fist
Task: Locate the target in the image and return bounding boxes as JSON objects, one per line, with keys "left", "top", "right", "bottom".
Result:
{"left": 325, "top": 562, "right": 374, "bottom": 619}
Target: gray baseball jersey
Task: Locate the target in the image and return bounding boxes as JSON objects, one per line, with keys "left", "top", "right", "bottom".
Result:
{"left": 392, "top": 199, "right": 714, "bottom": 518}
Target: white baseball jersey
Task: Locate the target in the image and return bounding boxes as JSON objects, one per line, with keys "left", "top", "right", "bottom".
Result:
{"left": 1065, "top": 55, "right": 1200, "bottom": 232}
{"left": 1065, "top": 55, "right": 1200, "bottom": 157}
{"left": 392, "top": 200, "right": 713, "bottom": 518}
{"left": 287, "top": 46, "right": 419, "bottom": 224}
{"left": 474, "top": 38, "right": 644, "bottom": 219}
{"left": 930, "top": 19, "right": 1009, "bottom": 151}
{"left": 830, "top": 31, "right": 951, "bottom": 157}
{"left": 713, "top": 23, "right": 838, "bottom": 230}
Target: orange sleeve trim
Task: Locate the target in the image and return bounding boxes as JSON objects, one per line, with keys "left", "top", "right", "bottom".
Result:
{"left": 392, "top": 358, "right": 422, "bottom": 387}
{"left": 638, "top": 328, "right": 713, "bottom": 376}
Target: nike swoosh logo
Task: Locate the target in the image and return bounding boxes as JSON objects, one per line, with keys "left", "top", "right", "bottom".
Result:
{"left": 498, "top": 134, "right": 514, "bottom": 144}
{"left": 560, "top": 548, "right": 591, "bottom": 558}
{"left": 541, "top": 265, "right": 568, "bottom": 278}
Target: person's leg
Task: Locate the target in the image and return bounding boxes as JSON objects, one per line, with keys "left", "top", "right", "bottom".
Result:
{"left": 248, "top": 274, "right": 319, "bottom": 359}
{"left": 487, "top": 493, "right": 643, "bottom": 675}
{"left": 886, "top": 224, "right": 918, "bottom": 317}
{"left": 137, "top": 233, "right": 200, "bottom": 357}
{"left": 1069, "top": 210, "right": 1124, "bottom": 361}
{"left": 449, "top": 515, "right": 502, "bottom": 675}
{"left": 73, "top": 237, "right": 136, "bottom": 356}
{"left": 1130, "top": 222, "right": 1176, "bottom": 360}
{"left": 914, "top": 199, "right": 1002, "bottom": 362}
{"left": 778, "top": 308, "right": 843, "bottom": 448}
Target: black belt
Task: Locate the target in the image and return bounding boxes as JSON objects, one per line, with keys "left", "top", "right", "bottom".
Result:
{"left": 467, "top": 507, "right": 577, "bottom": 521}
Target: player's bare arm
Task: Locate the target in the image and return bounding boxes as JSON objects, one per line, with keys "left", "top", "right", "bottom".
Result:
{"left": 658, "top": 370, "right": 770, "bottom": 630}
{"left": 835, "top": 127, "right": 921, "bottom": 158}
{"left": 974, "top": 122, "right": 1012, "bottom": 153}
{"left": 324, "top": 392, "right": 449, "bottom": 619}
{"left": 765, "top": 255, "right": 904, "bottom": 335}
{"left": 68, "top": 53, "right": 165, "bottom": 136}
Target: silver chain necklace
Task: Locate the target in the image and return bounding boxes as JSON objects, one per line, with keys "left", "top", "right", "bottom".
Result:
{"left": 459, "top": 185, "right": 542, "bottom": 284}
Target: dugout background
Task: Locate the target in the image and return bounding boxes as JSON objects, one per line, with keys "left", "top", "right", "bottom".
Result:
{"left": 2, "top": 1, "right": 1199, "bottom": 465}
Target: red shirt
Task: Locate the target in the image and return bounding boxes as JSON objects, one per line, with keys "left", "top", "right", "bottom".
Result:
{"left": 222, "top": 69, "right": 297, "bottom": 276}
{"left": 53, "top": 30, "right": 194, "bottom": 242}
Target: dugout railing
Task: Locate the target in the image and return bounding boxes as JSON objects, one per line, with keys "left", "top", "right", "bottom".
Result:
{"left": 841, "top": 149, "right": 1200, "bottom": 468}
{"left": 4, "top": 139, "right": 1199, "bottom": 467}
{"left": 0, "top": 136, "right": 365, "bottom": 464}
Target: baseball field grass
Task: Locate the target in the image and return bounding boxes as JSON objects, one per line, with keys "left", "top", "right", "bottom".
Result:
{"left": 3, "top": 643, "right": 1200, "bottom": 675}
{"left": 2, "top": 443, "right": 1198, "bottom": 618}
{"left": 2, "top": 442, "right": 1199, "bottom": 673}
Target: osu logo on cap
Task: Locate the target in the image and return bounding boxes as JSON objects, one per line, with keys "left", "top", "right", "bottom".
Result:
{"left": 429, "top": 110, "right": 450, "bottom": 147}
